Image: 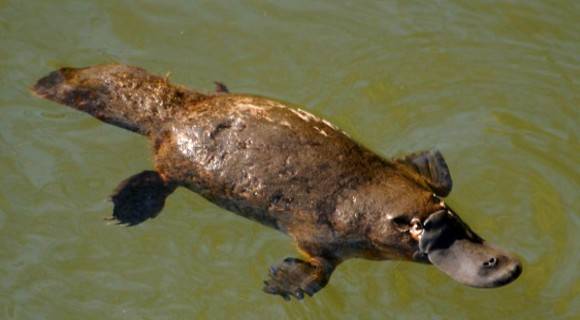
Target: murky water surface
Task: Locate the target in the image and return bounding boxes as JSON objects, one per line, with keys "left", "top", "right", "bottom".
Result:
{"left": 1, "top": 1, "right": 578, "bottom": 319}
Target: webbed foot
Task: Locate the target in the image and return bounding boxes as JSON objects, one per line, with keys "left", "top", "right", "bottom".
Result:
{"left": 109, "top": 170, "right": 176, "bottom": 226}
{"left": 263, "top": 257, "right": 335, "bottom": 300}
{"left": 395, "top": 150, "right": 453, "bottom": 197}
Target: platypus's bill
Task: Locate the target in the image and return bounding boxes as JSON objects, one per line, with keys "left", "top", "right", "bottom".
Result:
{"left": 419, "top": 210, "right": 522, "bottom": 288}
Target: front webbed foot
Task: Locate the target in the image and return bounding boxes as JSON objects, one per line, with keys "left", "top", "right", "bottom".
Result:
{"left": 394, "top": 150, "right": 453, "bottom": 197}
{"left": 263, "top": 257, "right": 334, "bottom": 300}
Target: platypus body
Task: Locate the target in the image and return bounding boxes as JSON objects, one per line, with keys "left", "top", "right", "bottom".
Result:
{"left": 32, "top": 64, "right": 521, "bottom": 300}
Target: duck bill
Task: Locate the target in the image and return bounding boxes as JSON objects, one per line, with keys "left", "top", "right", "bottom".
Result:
{"left": 419, "top": 209, "right": 522, "bottom": 288}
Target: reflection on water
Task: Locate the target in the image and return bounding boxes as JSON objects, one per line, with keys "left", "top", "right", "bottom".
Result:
{"left": 0, "top": 1, "right": 578, "bottom": 319}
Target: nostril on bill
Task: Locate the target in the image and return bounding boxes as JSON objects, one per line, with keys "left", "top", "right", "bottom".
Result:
{"left": 482, "top": 257, "right": 498, "bottom": 268}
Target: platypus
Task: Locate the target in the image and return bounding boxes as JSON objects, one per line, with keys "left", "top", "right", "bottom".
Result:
{"left": 32, "top": 64, "right": 522, "bottom": 300}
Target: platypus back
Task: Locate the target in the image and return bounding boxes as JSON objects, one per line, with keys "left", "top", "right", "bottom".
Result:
{"left": 31, "top": 64, "right": 207, "bottom": 135}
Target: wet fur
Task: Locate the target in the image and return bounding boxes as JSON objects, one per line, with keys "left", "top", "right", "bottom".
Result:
{"left": 33, "top": 64, "right": 442, "bottom": 261}
{"left": 32, "top": 64, "right": 520, "bottom": 299}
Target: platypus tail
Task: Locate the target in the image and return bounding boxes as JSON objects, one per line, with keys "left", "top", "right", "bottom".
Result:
{"left": 32, "top": 64, "right": 207, "bottom": 135}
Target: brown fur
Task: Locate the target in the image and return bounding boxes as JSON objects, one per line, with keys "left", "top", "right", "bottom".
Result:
{"left": 32, "top": 64, "right": 521, "bottom": 299}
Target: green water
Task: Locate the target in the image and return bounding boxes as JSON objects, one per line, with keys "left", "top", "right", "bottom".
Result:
{"left": 1, "top": 1, "right": 578, "bottom": 319}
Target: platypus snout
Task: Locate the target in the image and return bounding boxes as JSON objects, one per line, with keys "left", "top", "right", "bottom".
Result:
{"left": 419, "top": 209, "right": 522, "bottom": 288}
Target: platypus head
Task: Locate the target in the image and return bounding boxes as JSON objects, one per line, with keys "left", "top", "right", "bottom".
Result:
{"left": 416, "top": 204, "right": 521, "bottom": 288}
{"left": 402, "top": 201, "right": 522, "bottom": 288}
{"left": 374, "top": 151, "right": 522, "bottom": 288}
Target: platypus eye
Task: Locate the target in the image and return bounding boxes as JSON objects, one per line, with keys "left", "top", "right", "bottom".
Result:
{"left": 391, "top": 216, "right": 409, "bottom": 226}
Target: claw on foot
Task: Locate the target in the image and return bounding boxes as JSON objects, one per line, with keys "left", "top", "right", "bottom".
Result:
{"left": 263, "top": 257, "right": 333, "bottom": 300}
{"left": 214, "top": 81, "right": 229, "bottom": 93}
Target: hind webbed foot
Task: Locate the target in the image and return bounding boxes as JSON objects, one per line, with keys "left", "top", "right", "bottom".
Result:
{"left": 109, "top": 170, "right": 176, "bottom": 226}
